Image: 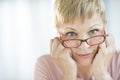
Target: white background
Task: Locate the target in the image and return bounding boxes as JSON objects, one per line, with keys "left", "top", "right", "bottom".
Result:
{"left": 0, "top": 0, "right": 120, "bottom": 80}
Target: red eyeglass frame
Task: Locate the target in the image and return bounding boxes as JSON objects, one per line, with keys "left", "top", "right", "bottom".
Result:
{"left": 58, "top": 27, "right": 108, "bottom": 48}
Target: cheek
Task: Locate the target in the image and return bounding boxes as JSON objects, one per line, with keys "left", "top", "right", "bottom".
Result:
{"left": 91, "top": 45, "right": 98, "bottom": 50}
{"left": 91, "top": 45, "right": 99, "bottom": 53}
{"left": 71, "top": 45, "right": 99, "bottom": 53}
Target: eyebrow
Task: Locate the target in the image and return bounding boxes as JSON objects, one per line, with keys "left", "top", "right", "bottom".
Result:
{"left": 64, "top": 24, "right": 101, "bottom": 31}
{"left": 64, "top": 27, "right": 77, "bottom": 31}
{"left": 89, "top": 24, "right": 101, "bottom": 29}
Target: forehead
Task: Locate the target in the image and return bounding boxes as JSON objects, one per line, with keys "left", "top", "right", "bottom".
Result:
{"left": 57, "top": 14, "right": 104, "bottom": 31}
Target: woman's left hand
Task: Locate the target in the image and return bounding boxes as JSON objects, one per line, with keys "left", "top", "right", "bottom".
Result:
{"left": 91, "top": 34, "right": 116, "bottom": 80}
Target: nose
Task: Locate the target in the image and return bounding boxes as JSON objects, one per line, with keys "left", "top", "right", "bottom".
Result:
{"left": 78, "top": 35, "right": 90, "bottom": 48}
{"left": 79, "top": 41, "right": 90, "bottom": 49}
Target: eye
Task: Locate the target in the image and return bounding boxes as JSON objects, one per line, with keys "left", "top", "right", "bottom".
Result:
{"left": 65, "top": 32, "right": 77, "bottom": 37}
{"left": 89, "top": 29, "right": 99, "bottom": 35}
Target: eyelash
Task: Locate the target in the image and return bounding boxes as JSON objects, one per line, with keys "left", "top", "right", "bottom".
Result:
{"left": 65, "top": 32, "right": 77, "bottom": 37}
{"left": 64, "top": 29, "right": 99, "bottom": 37}
{"left": 89, "top": 29, "right": 99, "bottom": 34}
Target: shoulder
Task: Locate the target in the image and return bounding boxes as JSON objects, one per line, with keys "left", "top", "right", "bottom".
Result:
{"left": 35, "top": 54, "right": 62, "bottom": 73}
{"left": 35, "top": 54, "right": 62, "bottom": 80}
{"left": 37, "top": 54, "right": 52, "bottom": 63}
{"left": 36, "top": 54, "right": 56, "bottom": 67}
{"left": 109, "top": 50, "right": 120, "bottom": 79}
{"left": 111, "top": 50, "right": 120, "bottom": 70}
{"left": 111, "top": 50, "right": 120, "bottom": 66}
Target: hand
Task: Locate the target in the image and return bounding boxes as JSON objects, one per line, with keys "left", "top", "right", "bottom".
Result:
{"left": 91, "top": 34, "right": 115, "bottom": 80}
{"left": 50, "top": 37, "right": 77, "bottom": 79}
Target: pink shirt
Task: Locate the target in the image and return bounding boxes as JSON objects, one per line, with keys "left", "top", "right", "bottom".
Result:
{"left": 34, "top": 51, "right": 120, "bottom": 80}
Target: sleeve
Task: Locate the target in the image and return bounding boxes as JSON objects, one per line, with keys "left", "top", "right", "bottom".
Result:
{"left": 116, "top": 51, "right": 120, "bottom": 80}
{"left": 34, "top": 56, "right": 51, "bottom": 80}
{"left": 111, "top": 51, "right": 120, "bottom": 80}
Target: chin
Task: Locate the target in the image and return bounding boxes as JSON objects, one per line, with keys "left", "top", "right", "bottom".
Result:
{"left": 77, "top": 56, "right": 93, "bottom": 66}
{"left": 73, "top": 50, "right": 97, "bottom": 66}
{"left": 72, "top": 46, "right": 99, "bottom": 66}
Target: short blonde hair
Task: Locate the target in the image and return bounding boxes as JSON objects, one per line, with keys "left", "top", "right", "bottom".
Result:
{"left": 54, "top": 0, "right": 106, "bottom": 27}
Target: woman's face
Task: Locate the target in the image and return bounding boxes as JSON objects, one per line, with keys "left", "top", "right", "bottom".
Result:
{"left": 57, "top": 14, "right": 106, "bottom": 66}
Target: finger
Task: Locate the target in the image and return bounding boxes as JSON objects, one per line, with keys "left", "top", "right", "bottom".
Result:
{"left": 99, "top": 40, "right": 106, "bottom": 53}
{"left": 108, "top": 34, "right": 115, "bottom": 50}
{"left": 60, "top": 48, "right": 72, "bottom": 57}
{"left": 52, "top": 38, "right": 60, "bottom": 52}
{"left": 54, "top": 37, "right": 61, "bottom": 49}
{"left": 56, "top": 40, "right": 72, "bottom": 56}
{"left": 106, "top": 34, "right": 116, "bottom": 55}
{"left": 51, "top": 37, "right": 64, "bottom": 56}
{"left": 105, "top": 34, "right": 110, "bottom": 48}
{"left": 56, "top": 40, "right": 65, "bottom": 52}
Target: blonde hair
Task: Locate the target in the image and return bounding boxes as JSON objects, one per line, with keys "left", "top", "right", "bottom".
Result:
{"left": 54, "top": 0, "right": 106, "bottom": 27}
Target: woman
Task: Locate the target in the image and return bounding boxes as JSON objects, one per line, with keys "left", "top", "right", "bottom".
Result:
{"left": 34, "top": 0, "right": 120, "bottom": 80}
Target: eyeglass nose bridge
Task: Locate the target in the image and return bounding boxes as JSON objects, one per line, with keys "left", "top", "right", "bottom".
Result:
{"left": 79, "top": 39, "right": 89, "bottom": 45}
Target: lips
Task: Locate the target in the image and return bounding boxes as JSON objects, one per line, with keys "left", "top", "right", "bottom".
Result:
{"left": 76, "top": 53, "right": 93, "bottom": 58}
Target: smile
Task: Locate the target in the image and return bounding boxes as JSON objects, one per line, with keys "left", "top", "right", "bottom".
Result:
{"left": 76, "top": 53, "right": 93, "bottom": 58}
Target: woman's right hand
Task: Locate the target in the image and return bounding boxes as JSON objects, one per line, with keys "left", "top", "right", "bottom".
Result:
{"left": 50, "top": 37, "right": 77, "bottom": 80}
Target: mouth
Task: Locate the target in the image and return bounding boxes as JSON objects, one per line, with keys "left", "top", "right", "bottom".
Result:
{"left": 76, "top": 53, "right": 94, "bottom": 58}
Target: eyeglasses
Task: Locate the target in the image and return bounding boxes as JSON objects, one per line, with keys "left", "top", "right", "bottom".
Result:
{"left": 61, "top": 34, "right": 108, "bottom": 48}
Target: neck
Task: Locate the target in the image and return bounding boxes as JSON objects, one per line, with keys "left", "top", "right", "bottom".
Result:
{"left": 77, "top": 63, "right": 92, "bottom": 80}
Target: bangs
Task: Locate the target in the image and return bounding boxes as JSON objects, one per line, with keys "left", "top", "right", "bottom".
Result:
{"left": 54, "top": 0, "right": 106, "bottom": 27}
